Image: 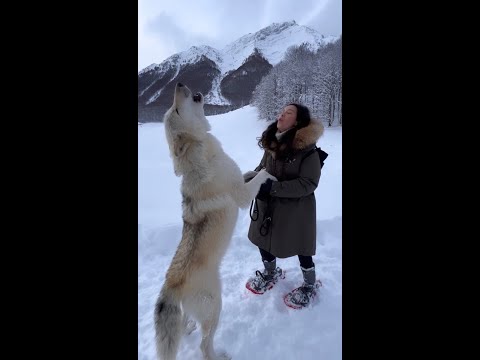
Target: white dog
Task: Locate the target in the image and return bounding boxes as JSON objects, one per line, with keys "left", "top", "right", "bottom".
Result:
{"left": 155, "top": 82, "right": 276, "bottom": 360}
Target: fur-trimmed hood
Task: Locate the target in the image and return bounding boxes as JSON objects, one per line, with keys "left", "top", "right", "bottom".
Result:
{"left": 264, "top": 118, "right": 324, "bottom": 158}
{"left": 291, "top": 118, "right": 324, "bottom": 150}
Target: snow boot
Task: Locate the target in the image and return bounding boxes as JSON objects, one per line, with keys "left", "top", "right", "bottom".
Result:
{"left": 246, "top": 259, "right": 285, "bottom": 295}
{"left": 284, "top": 266, "right": 322, "bottom": 309}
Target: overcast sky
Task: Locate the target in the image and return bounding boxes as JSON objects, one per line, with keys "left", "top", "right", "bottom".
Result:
{"left": 138, "top": 0, "right": 342, "bottom": 71}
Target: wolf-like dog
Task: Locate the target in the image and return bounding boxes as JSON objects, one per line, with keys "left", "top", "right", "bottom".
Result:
{"left": 155, "top": 83, "right": 276, "bottom": 360}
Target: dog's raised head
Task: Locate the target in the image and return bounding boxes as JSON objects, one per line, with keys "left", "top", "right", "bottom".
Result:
{"left": 164, "top": 83, "right": 211, "bottom": 175}
{"left": 164, "top": 82, "right": 211, "bottom": 138}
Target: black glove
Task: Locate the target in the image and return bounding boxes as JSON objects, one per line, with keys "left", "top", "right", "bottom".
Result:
{"left": 256, "top": 178, "right": 273, "bottom": 202}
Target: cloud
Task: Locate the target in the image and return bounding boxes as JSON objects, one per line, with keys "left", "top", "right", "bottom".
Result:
{"left": 138, "top": 0, "right": 341, "bottom": 71}
{"left": 303, "top": 0, "right": 342, "bottom": 36}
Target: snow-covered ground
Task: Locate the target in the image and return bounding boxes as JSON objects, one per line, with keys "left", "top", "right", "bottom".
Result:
{"left": 138, "top": 105, "right": 342, "bottom": 359}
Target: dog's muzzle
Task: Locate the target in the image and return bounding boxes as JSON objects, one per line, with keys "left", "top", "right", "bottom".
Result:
{"left": 193, "top": 93, "right": 202, "bottom": 102}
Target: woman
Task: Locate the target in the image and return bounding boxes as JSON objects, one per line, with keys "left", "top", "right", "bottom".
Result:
{"left": 244, "top": 103, "right": 324, "bottom": 309}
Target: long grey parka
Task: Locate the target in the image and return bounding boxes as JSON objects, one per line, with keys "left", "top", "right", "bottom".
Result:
{"left": 247, "top": 119, "right": 324, "bottom": 258}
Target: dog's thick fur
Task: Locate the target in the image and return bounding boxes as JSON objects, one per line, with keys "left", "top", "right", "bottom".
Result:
{"left": 154, "top": 83, "right": 275, "bottom": 360}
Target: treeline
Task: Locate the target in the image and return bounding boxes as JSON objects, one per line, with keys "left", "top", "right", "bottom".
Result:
{"left": 252, "top": 36, "right": 342, "bottom": 127}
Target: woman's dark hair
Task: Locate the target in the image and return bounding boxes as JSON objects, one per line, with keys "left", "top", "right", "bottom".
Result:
{"left": 257, "top": 103, "right": 312, "bottom": 159}
{"left": 290, "top": 103, "right": 312, "bottom": 129}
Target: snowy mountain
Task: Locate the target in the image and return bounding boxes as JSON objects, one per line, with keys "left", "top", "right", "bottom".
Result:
{"left": 138, "top": 20, "right": 338, "bottom": 122}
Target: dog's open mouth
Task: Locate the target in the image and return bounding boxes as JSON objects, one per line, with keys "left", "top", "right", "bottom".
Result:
{"left": 193, "top": 93, "right": 202, "bottom": 102}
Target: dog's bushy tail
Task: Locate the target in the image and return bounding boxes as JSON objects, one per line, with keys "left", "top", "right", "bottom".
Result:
{"left": 154, "top": 286, "right": 182, "bottom": 360}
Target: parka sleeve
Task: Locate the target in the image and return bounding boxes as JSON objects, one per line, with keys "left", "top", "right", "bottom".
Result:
{"left": 253, "top": 151, "right": 268, "bottom": 172}
{"left": 270, "top": 153, "right": 321, "bottom": 198}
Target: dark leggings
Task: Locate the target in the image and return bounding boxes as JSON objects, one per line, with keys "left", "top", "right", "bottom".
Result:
{"left": 259, "top": 247, "right": 314, "bottom": 269}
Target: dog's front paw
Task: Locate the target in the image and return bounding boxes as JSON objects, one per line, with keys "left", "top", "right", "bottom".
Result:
{"left": 257, "top": 168, "right": 277, "bottom": 182}
{"left": 266, "top": 173, "right": 277, "bottom": 182}
{"left": 243, "top": 170, "right": 258, "bottom": 183}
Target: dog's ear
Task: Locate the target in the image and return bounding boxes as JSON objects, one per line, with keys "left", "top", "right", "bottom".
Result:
{"left": 174, "top": 133, "right": 191, "bottom": 158}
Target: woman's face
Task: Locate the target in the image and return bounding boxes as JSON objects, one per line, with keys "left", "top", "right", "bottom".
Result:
{"left": 276, "top": 105, "right": 297, "bottom": 132}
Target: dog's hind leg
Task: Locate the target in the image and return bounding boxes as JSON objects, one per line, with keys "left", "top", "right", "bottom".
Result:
{"left": 184, "top": 285, "right": 231, "bottom": 360}
{"left": 200, "top": 302, "right": 220, "bottom": 360}
{"left": 198, "top": 294, "right": 231, "bottom": 360}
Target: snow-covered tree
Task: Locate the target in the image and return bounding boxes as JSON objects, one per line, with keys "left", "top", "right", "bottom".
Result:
{"left": 252, "top": 37, "right": 342, "bottom": 126}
